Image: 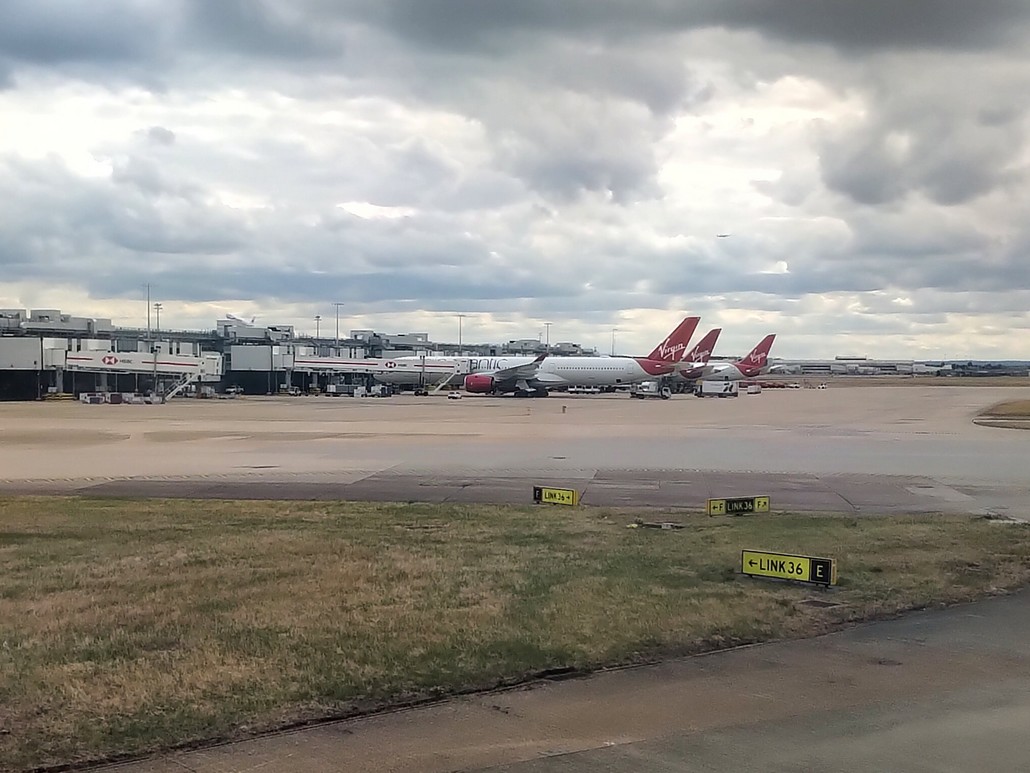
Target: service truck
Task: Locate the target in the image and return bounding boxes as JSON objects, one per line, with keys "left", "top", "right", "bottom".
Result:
{"left": 696, "top": 380, "right": 739, "bottom": 398}
{"left": 631, "top": 381, "right": 672, "bottom": 399}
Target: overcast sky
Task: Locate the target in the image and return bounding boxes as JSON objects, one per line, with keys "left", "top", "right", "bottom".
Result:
{"left": 1, "top": 1, "right": 1028, "bottom": 359}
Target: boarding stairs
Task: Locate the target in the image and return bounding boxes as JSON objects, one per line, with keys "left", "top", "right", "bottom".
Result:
{"left": 162, "top": 370, "right": 202, "bottom": 401}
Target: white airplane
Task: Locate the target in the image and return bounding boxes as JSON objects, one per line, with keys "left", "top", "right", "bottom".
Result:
{"left": 689, "top": 334, "right": 777, "bottom": 381}
{"left": 304, "top": 317, "right": 703, "bottom": 396}
{"left": 671, "top": 328, "right": 722, "bottom": 383}
{"left": 458, "top": 316, "right": 701, "bottom": 397}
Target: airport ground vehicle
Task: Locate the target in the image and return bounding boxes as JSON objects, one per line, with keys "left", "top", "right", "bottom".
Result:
{"left": 696, "top": 380, "right": 739, "bottom": 397}
{"left": 630, "top": 381, "right": 672, "bottom": 399}
{"left": 447, "top": 391, "right": 462, "bottom": 400}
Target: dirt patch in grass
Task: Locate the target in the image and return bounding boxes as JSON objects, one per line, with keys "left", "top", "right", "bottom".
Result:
{"left": 1, "top": 497, "right": 1029, "bottom": 770}
{"left": 975, "top": 399, "right": 1030, "bottom": 429}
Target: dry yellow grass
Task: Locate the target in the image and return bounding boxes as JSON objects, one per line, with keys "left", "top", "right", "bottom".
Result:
{"left": 1, "top": 497, "right": 1029, "bottom": 770}
{"left": 980, "top": 399, "right": 1030, "bottom": 417}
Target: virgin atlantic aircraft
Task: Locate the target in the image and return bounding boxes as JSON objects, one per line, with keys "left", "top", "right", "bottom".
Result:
{"left": 461, "top": 316, "right": 701, "bottom": 397}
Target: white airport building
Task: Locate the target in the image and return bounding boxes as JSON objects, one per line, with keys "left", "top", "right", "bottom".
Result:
{"left": 0, "top": 308, "right": 1024, "bottom": 401}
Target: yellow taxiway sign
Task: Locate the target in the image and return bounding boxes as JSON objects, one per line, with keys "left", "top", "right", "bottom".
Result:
{"left": 741, "top": 550, "right": 837, "bottom": 586}
{"left": 533, "top": 486, "right": 579, "bottom": 506}
{"left": 707, "top": 495, "right": 770, "bottom": 516}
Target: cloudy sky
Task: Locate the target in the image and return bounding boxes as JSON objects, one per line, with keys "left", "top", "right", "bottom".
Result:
{"left": 1, "top": 1, "right": 1028, "bottom": 359}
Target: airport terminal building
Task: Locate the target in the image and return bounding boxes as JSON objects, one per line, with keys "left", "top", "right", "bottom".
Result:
{"left": 0, "top": 308, "right": 1025, "bottom": 401}
{"left": 0, "top": 308, "right": 595, "bottom": 401}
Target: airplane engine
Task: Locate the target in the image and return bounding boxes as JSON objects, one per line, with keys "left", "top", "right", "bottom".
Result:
{"left": 463, "top": 374, "right": 495, "bottom": 393}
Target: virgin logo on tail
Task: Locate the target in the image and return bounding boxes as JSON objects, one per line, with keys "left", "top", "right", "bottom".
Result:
{"left": 684, "top": 328, "right": 721, "bottom": 364}
{"left": 647, "top": 316, "right": 700, "bottom": 363}
{"left": 738, "top": 334, "right": 776, "bottom": 374}
{"left": 657, "top": 341, "right": 688, "bottom": 361}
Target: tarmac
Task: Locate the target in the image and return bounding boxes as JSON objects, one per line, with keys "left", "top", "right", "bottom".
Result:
{"left": 1, "top": 385, "right": 1028, "bottom": 518}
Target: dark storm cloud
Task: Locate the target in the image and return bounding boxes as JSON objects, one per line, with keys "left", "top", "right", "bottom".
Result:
{"left": 707, "top": 0, "right": 1030, "bottom": 52}
{"left": 5, "top": 1, "right": 1029, "bottom": 81}
{"left": 0, "top": 1, "right": 161, "bottom": 67}
{"left": 183, "top": 0, "right": 340, "bottom": 60}
{"left": 345, "top": 0, "right": 1030, "bottom": 54}
{"left": 0, "top": 0, "right": 341, "bottom": 81}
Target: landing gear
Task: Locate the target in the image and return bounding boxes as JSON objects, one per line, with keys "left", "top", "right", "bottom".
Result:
{"left": 513, "top": 389, "right": 548, "bottom": 398}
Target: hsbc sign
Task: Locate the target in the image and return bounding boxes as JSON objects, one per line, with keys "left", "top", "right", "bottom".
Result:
{"left": 101, "top": 355, "right": 119, "bottom": 365}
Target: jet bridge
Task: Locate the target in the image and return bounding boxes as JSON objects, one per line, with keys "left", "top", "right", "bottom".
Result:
{"left": 63, "top": 350, "right": 222, "bottom": 378}
{"left": 62, "top": 349, "right": 223, "bottom": 398}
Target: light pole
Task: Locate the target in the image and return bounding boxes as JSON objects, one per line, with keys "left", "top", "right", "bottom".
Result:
{"left": 153, "top": 302, "right": 162, "bottom": 335}
{"left": 145, "top": 283, "right": 151, "bottom": 341}
{"left": 544, "top": 322, "right": 551, "bottom": 353}
{"left": 333, "top": 302, "right": 344, "bottom": 348}
{"left": 314, "top": 315, "right": 321, "bottom": 338}
{"left": 611, "top": 327, "right": 617, "bottom": 356}
{"left": 457, "top": 313, "right": 466, "bottom": 354}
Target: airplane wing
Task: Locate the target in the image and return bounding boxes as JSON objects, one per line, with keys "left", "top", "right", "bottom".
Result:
{"left": 491, "top": 353, "right": 547, "bottom": 380}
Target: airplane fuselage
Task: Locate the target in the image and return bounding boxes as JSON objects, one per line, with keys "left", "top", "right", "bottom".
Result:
{"left": 532, "top": 356, "right": 673, "bottom": 387}
{"left": 698, "top": 361, "right": 764, "bottom": 381}
{"left": 379, "top": 355, "right": 674, "bottom": 391}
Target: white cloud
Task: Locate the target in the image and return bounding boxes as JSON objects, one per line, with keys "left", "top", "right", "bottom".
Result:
{"left": 0, "top": 2, "right": 1028, "bottom": 358}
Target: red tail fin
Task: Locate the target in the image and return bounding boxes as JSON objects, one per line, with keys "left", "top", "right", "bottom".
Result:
{"left": 683, "top": 328, "right": 721, "bottom": 364}
{"left": 646, "top": 316, "right": 700, "bottom": 362}
{"left": 738, "top": 334, "right": 776, "bottom": 374}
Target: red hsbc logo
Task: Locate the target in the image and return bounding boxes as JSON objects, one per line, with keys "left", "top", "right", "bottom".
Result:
{"left": 101, "top": 355, "right": 119, "bottom": 365}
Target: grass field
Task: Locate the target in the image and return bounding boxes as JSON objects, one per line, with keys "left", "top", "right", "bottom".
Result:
{"left": 980, "top": 399, "right": 1030, "bottom": 417}
{"left": 2, "top": 498, "right": 1029, "bottom": 770}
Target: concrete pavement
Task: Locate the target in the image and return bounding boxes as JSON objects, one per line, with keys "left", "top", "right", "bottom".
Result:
{"left": 3, "top": 469, "right": 1025, "bottom": 519}
{"left": 2, "top": 386, "right": 1029, "bottom": 518}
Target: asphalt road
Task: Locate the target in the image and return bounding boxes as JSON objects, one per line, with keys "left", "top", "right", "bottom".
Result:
{"left": 3, "top": 469, "right": 1024, "bottom": 519}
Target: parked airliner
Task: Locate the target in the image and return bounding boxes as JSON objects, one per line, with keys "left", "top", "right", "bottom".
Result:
{"left": 461, "top": 316, "right": 700, "bottom": 396}
{"left": 376, "top": 316, "right": 701, "bottom": 396}
{"left": 672, "top": 328, "right": 722, "bottom": 382}
{"left": 689, "top": 334, "right": 777, "bottom": 381}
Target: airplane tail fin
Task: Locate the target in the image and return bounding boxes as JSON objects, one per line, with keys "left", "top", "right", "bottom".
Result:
{"left": 646, "top": 316, "right": 700, "bottom": 362}
{"left": 740, "top": 334, "right": 776, "bottom": 371}
{"left": 683, "top": 328, "right": 721, "bottom": 364}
